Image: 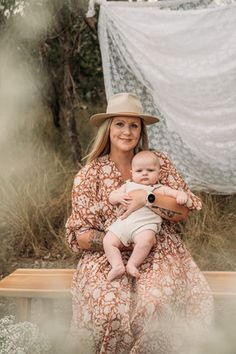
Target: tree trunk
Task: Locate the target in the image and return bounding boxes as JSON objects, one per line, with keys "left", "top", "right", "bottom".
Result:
{"left": 61, "top": 30, "right": 82, "bottom": 167}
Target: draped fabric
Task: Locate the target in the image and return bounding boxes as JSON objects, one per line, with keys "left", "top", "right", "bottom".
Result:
{"left": 95, "top": 0, "right": 236, "bottom": 194}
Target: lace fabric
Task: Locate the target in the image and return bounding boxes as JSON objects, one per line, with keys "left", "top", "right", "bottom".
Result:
{"left": 96, "top": 0, "right": 236, "bottom": 193}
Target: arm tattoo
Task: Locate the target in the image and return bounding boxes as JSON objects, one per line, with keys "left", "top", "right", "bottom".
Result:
{"left": 151, "top": 205, "right": 181, "bottom": 219}
{"left": 88, "top": 229, "right": 105, "bottom": 251}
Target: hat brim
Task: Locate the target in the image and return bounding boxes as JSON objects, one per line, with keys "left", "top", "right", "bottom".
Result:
{"left": 90, "top": 112, "right": 159, "bottom": 127}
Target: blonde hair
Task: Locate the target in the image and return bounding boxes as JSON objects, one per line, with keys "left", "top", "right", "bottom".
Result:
{"left": 85, "top": 118, "right": 149, "bottom": 164}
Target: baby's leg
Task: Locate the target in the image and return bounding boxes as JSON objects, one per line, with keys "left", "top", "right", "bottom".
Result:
{"left": 126, "top": 230, "right": 156, "bottom": 278}
{"left": 103, "top": 231, "right": 126, "bottom": 281}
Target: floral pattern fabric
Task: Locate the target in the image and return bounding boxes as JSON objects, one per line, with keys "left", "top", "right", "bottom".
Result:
{"left": 65, "top": 152, "right": 214, "bottom": 354}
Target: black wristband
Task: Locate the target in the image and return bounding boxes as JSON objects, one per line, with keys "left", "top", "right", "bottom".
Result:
{"left": 146, "top": 191, "right": 156, "bottom": 206}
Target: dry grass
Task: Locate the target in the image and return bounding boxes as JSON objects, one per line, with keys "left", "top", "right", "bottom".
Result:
{"left": 0, "top": 154, "right": 74, "bottom": 274}
{"left": 0, "top": 107, "right": 76, "bottom": 274}
{"left": 177, "top": 193, "right": 236, "bottom": 270}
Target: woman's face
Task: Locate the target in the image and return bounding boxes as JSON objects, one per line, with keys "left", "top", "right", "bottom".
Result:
{"left": 109, "top": 116, "right": 142, "bottom": 154}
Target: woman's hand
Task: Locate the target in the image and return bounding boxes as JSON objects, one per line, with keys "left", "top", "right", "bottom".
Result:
{"left": 116, "top": 192, "right": 133, "bottom": 207}
{"left": 176, "top": 191, "right": 188, "bottom": 205}
{"left": 119, "top": 190, "right": 146, "bottom": 220}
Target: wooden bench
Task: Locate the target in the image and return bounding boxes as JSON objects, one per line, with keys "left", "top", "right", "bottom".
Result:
{"left": 0, "top": 268, "right": 236, "bottom": 321}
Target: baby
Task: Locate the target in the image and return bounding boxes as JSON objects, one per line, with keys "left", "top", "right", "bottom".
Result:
{"left": 103, "top": 150, "right": 188, "bottom": 281}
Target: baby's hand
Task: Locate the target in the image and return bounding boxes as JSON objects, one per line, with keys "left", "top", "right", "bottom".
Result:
{"left": 117, "top": 193, "right": 132, "bottom": 206}
{"left": 176, "top": 191, "right": 188, "bottom": 205}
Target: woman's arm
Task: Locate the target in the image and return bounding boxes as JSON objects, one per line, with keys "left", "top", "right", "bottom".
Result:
{"left": 153, "top": 151, "right": 202, "bottom": 211}
{"left": 65, "top": 164, "right": 107, "bottom": 253}
{"left": 120, "top": 189, "right": 189, "bottom": 222}
{"left": 66, "top": 164, "right": 133, "bottom": 253}
{"left": 148, "top": 192, "right": 189, "bottom": 221}
{"left": 76, "top": 229, "right": 132, "bottom": 251}
{"left": 76, "top": 229, "right": 105, "bottom": 251}
{"left": 156, "top": 186, "right": 188, "bottom": 205}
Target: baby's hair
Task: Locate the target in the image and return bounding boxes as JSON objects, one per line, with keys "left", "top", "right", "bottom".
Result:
{"left": 132, "top": 149, "right": 160, "bottom": 168}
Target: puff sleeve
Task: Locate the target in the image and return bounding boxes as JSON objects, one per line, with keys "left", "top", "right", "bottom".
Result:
{"left": 154, "top": 151, "right": 202, "bottom": 211}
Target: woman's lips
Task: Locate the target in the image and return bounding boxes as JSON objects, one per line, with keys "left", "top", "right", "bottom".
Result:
{"left": 120, "top": 138, "right": 132, "bottom": 143}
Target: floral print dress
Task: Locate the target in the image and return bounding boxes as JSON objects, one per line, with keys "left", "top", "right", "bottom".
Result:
{"left": 65, "top": 152, "right": 214, "bottom": 354}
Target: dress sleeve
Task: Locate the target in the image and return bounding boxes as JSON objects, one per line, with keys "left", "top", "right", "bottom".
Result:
{"left": 154, "top": 151, "right": 202, "bottom": 211}
{"left": 65, "top": 164, "right": 103, "bottom": 253}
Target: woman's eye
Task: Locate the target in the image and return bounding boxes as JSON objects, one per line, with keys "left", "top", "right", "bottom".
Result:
{"left": 130, "top": 124, "right": 138, "bottom": 128}
{"left": 116, "top": 122, "right": 123, "bottom": 127}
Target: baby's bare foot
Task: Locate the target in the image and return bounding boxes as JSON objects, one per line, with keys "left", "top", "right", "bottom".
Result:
{"left": 107, "top": 265, "right": 125, "bottom": 281}
{"left": 126, "top": 264, "right": 140, "bottom": 278}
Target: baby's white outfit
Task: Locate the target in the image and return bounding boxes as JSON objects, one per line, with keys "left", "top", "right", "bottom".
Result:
{"left": 108, "top": 181, "right": 162, "bottom": 246}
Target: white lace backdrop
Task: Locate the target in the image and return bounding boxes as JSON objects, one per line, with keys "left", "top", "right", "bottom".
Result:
{"left": 92, "top": 0, "right": 236, "bottom": 193}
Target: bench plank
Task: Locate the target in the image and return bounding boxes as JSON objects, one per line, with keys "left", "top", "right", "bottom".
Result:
{"left": 0, "top": 269, "right": 236, "bottom": 298}
{"left": 203, "top": 271, "right": 236, "bottom": 296}
{"left": 0, "top": 268, "right": 235, "bottom": 322}
{"left": 0, "top": 268, "right": 73, "bottom": 298}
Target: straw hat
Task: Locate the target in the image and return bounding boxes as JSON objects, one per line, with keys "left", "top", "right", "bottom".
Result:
{"left": 90, "top": 92, "right": 159, "bottom": 127}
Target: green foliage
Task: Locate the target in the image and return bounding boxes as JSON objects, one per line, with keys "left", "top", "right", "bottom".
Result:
{"left": 42, "top": 1, "right": 104, "bottom": 100}
{"left": 0, "top": 0, "right": 105, "bottom": 165}
{"left": 0, "top": 0, "right": 26, "bottom": 19}
{"left": 0, "top": 0, "right": 105, "bottom": 110}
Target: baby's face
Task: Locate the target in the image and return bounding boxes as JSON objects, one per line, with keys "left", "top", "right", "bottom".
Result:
{"left": 131, "top": 155, "right": 160, "bottom": 186}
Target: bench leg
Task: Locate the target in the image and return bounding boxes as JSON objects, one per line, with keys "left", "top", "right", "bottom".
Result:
{"left": 16, "top": 298, "right": 32, "bottom": 322}
{"left": 41, "top": 299, "right": 54, "bottom": 319}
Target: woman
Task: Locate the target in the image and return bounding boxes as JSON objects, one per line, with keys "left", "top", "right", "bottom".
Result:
{"left": 66, "top": 92, "right": 213, "bottom": 353}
